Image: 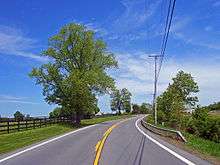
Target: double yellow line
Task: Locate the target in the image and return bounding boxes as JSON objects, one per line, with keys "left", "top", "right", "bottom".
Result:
{"left": 93, "top": 123, "right": 118, "bottom": 165}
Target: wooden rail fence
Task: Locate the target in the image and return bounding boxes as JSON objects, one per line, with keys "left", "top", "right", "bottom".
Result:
{"left": 0, "top": 117, "right": 73, "bottom": 134}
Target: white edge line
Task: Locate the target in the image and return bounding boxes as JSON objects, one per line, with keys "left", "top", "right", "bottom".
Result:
{"left": 135, "top": 117, "right": 195, "bottom": 165}
{"left": 0, "top": 124, "right": 98, "bottom": 163}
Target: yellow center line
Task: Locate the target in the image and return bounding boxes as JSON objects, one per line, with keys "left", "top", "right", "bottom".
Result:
{"left": 93, "top": 118, "right": 130, "bottom": 165}
{"left": 94, "top": 124, "right": 117, "bottom": 165}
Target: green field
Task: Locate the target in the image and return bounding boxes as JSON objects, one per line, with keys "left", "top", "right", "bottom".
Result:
{"left": 0, "top": 115, "right": 132, "bottom": 154}
{"left": 81, "top": 114, "right": 132, "bottom": 126}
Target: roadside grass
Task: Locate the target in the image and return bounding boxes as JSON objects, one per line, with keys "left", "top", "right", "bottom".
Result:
{"left": 0, "top": 124, "right": 74, "bottom": 154}
{"left": 144, "top": 115, "right": 220, "bottom": 162}
{"left": 0, "top": 115, "right": 132, "bottom": 155}
{"left": 81, "top": 114, "right": 132, "bottom": 126}
{"left": 183, "top": 132, "right": 220, "bottom": 158}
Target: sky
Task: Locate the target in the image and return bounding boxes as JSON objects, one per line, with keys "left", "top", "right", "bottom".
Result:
{"left": 0, "top": 0, "right": 219, "bottom": 117}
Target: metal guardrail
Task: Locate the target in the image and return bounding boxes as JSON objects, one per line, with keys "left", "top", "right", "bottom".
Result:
{"left": 141, "top": 119, "right": 187, "bottom": 142}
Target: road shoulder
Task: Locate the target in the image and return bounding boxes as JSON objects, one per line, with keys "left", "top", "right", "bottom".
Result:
{"left": 137, "top": 119, "right": 212, "bottom": 165}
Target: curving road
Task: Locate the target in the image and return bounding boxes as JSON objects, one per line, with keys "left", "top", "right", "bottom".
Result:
{"left": 0, "top": 116, "right": 211, "bottom": 165}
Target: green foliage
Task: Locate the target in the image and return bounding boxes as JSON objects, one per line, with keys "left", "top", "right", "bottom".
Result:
{"left": 49, "top": 107, "right": 62, "bottom": 118}
{"left": 14, "top": 111, "right": 24, "bottom": 121}
{"left": 132, "top": 104, "right": 140, "bottom": 114}
{"left": 187, "top": 107, "right": 220, "bottom": 143}
{"left": 146, "top": 115, "right": 154, "bottom": 124}
{"left": 132, "top": 103, "right": 152, "bottom": 114}
{"left": 140, "top": 103, "right": 151, "bottom": 114}
{"left": 157, "top": 70, "right": 199, "bottom": 128}
{"left": 204, "top": 101, "right": 220, "bottom": 111}
{"left": 110, "top": 88, "right": 132, "bottom": 114}
{"left": 30, "top": 23, "right": 117, "bottom": 124}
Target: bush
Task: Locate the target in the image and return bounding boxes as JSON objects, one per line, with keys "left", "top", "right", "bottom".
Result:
{"left": 186, "top": 108, "right": 220, "bottom": 143}
{"left": 146, "top": 115, "right": 154, "bottom": 124}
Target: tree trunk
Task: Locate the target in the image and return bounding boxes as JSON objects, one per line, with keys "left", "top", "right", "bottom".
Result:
{"left": 118, "top": 107, "right": 121, "bottom": 115}
{"left": 71, "top": 114, "right": 75, "bottom": 125}
{"left": 76, "top": 111, "right": 81, "bottom": 125}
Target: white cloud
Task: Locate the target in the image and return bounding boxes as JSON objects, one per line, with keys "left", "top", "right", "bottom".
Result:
{"left": 114, "top": 52, "right": 220, "bottom": 105}
{"left": 0, "top": 94, "right": 39, "bottom": 105}
{"left": 0, "top": 95, "right": 25, "bottom": 100}
{"left": 114, "top": 0, "right": 160, "bottom": 32}
{"left": 0, "top": 25, "right": 48, "bottom": 62}
{"left": 171, "top": 17, "right": 220, "bottom": 50}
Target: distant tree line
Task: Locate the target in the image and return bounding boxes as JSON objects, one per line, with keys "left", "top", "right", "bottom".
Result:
{"left": 132, "top": 103, "right": 152, "bottom": 114}
{"left": 204, "top": 102, "right": 220, "bottom": 111}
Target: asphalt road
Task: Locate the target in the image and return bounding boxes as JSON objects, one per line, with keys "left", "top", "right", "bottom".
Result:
{"left": 0, "top": 116, "right": 211, "bottom": 165}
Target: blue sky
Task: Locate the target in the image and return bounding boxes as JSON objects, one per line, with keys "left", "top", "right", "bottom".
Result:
{"left": 0, "top": 0, "right": 220, "bottom": 117}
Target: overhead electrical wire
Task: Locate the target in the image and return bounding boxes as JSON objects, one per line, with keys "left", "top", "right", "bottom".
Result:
{"left": 157, "top": 0, "right": 177, "bottom": 80}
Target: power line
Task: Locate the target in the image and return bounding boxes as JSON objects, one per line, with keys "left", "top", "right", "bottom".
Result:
{"left": 157, "top": 0, "right": 177, "bottom": 79}
{"left": 147, "top": 0, "right": 177, "bottom": 125}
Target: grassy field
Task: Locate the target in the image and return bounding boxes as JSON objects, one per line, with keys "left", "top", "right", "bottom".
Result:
{"left": 81, "top": 114, "right": 132, "bottom": 126}
{"left": 0, "top": 115, "right": 132, "bottom": 155}
{"left": 0, "top": 124, "right": 74, "bottom": 154}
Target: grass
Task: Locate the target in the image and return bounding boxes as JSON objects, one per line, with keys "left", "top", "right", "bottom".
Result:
{"left": 0, "top": 124, "right": 74, "bottom": 154}
{"left": 0, "top": 115, "right": 132, "bottom": 155}
{"left": 81, "top": 114, "right": 132, "bottom": 126}
{"left": 183, "top": 132, "right": 220, "bottom": 158}
{"left": 144, "top": 115, "right": 220, "bottom": 162}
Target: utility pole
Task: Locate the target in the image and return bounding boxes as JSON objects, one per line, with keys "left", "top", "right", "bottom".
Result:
{"left": 149, "top": 54, "right": 161, "bottom": 125}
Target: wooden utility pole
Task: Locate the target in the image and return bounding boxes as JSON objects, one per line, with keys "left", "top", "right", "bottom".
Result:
{"left": 149, "top": 55, "right": 161, "bottom": 125}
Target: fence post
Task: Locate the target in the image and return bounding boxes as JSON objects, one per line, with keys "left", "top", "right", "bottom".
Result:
{"left": 18, "top": 120, "right": 20, "bottom": 131}
{"left": 7, "top": 120, "right": 9, "bottom": 133}
{"left": 40, "top": 119, "right": 41, "bottom": 128}
{"left": 33, "top": 119, "right": 35, "bottom": 129}
{"left": 44, "top": 118, "right": 46, "bottom": 127}
{"left": 26, "top": 120, "right": 28, "bottom": 130}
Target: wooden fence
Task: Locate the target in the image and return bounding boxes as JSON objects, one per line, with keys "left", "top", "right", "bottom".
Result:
{"left": 0, "top": 117, "right": 73, "bottom": 134}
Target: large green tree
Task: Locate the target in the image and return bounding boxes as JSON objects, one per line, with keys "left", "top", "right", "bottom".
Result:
{"left": 157, "top": 70, "right": 199, "bottom": 127}
{"left": 110, "top": 88, "right": 132, "bottom": 114}
{"left": 30, "top": 23, "right": 117, "bottom": 124}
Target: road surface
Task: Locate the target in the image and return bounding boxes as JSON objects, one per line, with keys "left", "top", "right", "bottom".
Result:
{"left": 0, "top": 116, "right": 211, "bottom": 165}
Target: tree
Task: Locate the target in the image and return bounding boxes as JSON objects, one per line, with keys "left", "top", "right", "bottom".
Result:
{"left": 30, "top": 23, "right": 117, "bottom": 124}
{"left": 157, "top": 70, "right": 199, "bottom": 127}
{"left": 25, "top": 114, "right": 31, "bottom": 119}
{"left": 14, "top": 111, "right": 24, "bottom": 121}
{"left": 132, "top": 104, "right": 140, "bottom": 114}
{"left": 172, "top": 70, "right": 199, "bottom": 106}
{"left": 140, "top": 103, "right": 151, "bottom": 114}
{"left": 111, "top": 88, "right": 132, "bottom": 114}
{"left": 49, "top": 107, "right": 62, "bottom": 118}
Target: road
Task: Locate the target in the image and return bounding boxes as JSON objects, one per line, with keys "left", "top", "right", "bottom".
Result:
{"left": 0, "top": 116, "right": 211, "bottom": 165}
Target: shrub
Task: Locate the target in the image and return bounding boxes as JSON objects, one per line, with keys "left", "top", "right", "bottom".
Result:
{"left": 186, "top": 107, "right": 220, "bottom": 143}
